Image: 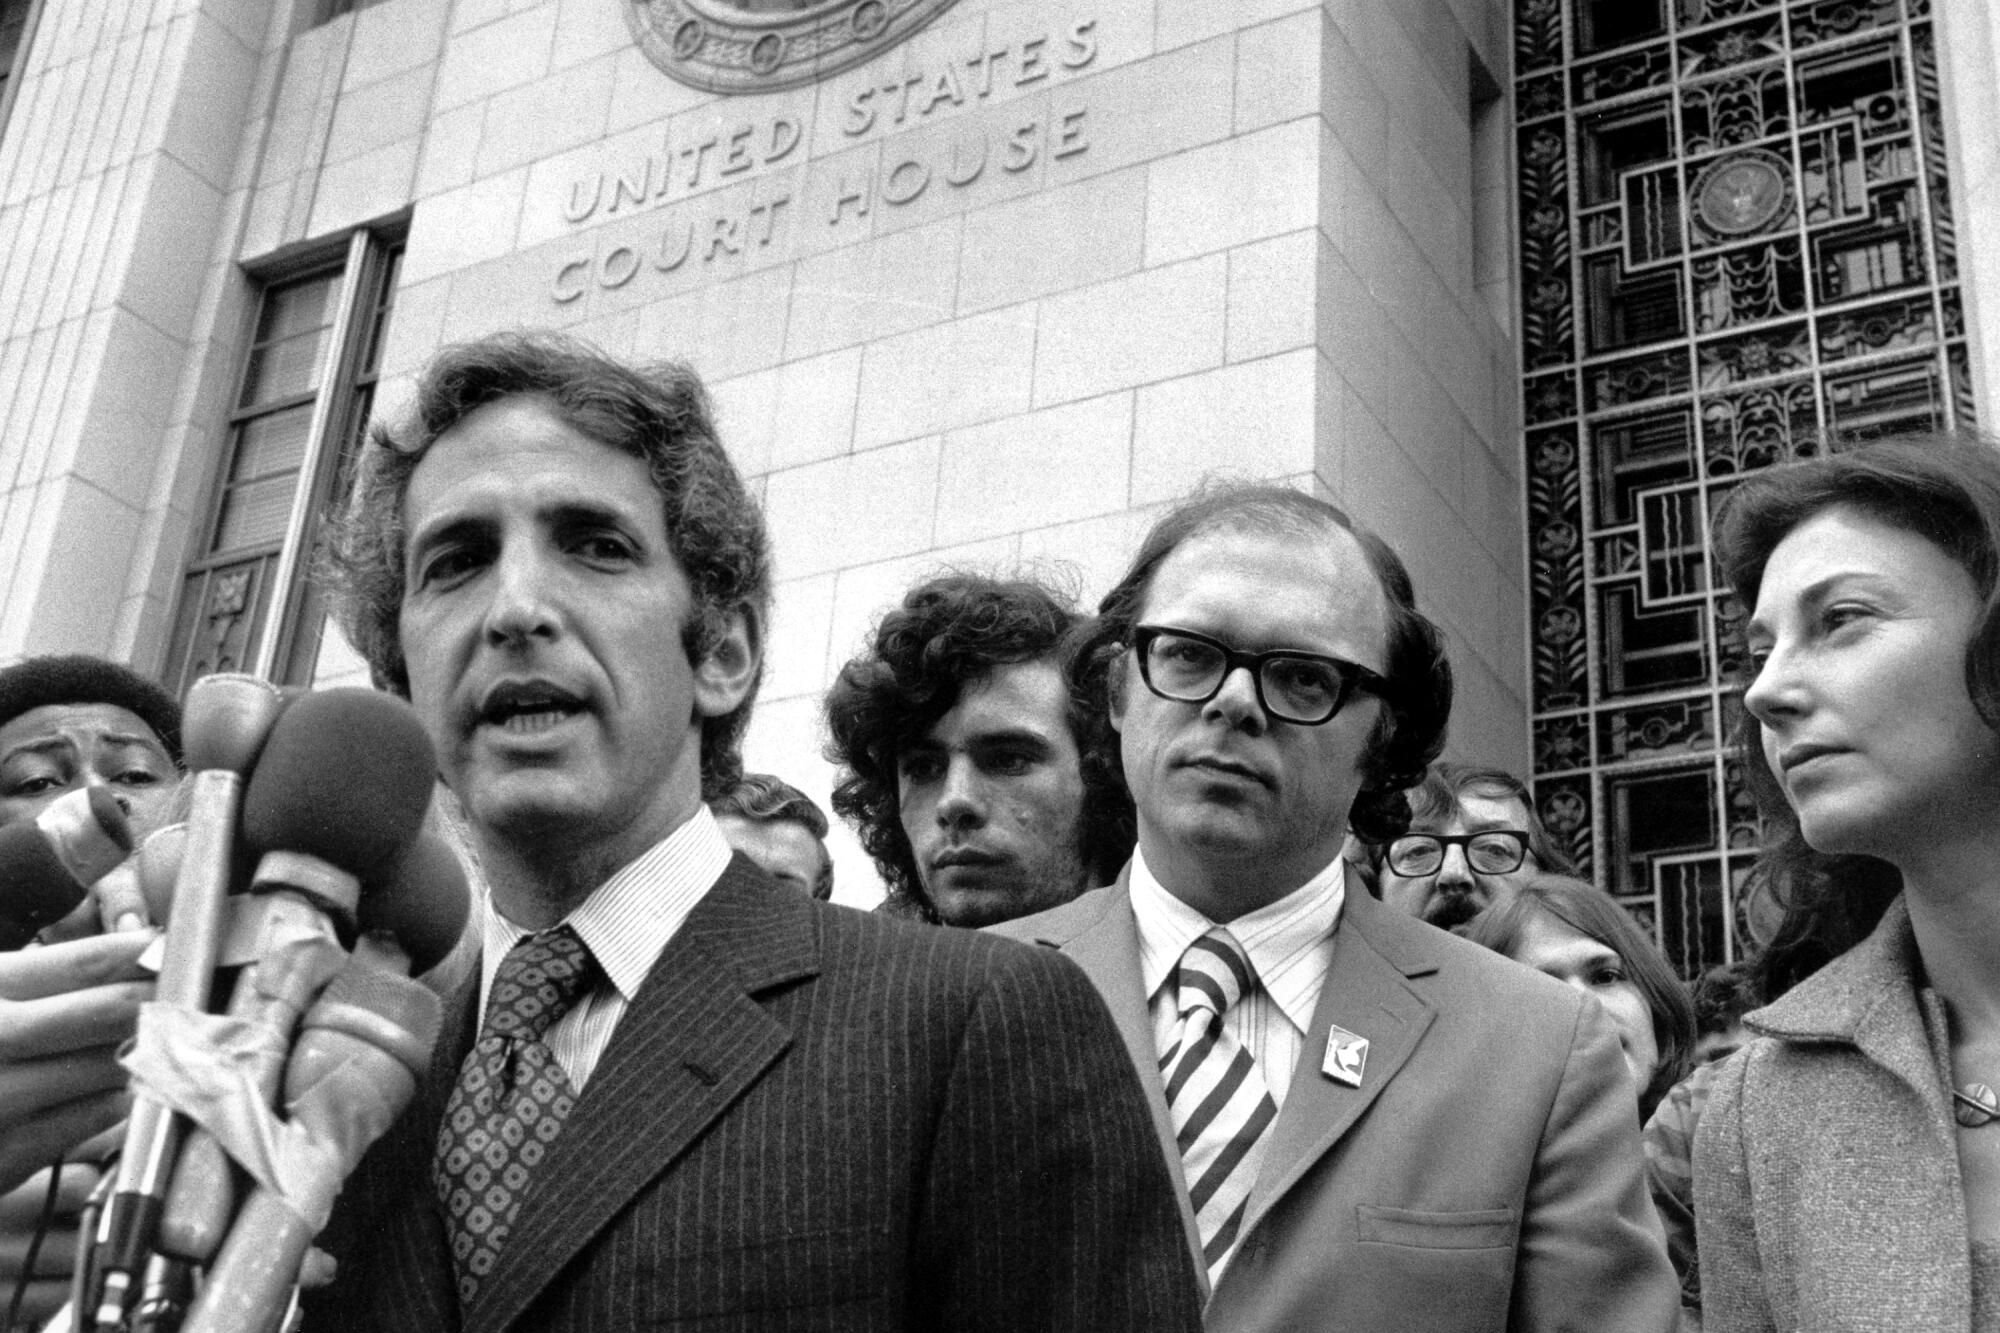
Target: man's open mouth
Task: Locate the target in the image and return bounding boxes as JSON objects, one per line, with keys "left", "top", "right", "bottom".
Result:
{"left": 479, "top": 682, "right": 587, "bottom": 734}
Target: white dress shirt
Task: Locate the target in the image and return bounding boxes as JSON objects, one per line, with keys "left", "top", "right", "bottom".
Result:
{"left": 475, "top": 805, "right": 733, "bottom": 1091}
{"left": 1131, "top": 846, "right": 1345, "bottom": 1105}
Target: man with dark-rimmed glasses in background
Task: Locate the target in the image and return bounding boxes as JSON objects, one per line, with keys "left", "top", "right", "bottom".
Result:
{"left": 1365, "top": 762, "right": 1570, "bottom": 932}
{"left": 992, "top": 483, "right": 1675, "bottom": 1331}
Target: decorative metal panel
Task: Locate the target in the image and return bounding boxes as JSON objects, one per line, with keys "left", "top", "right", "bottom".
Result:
{"left": 1512, "top": 0, "right": 1974, "bottom": 975}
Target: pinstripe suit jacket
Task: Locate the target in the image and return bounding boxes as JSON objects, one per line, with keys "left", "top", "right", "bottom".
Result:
{"left": 304, "top": 858, "right": 1201, "bottom": 1332}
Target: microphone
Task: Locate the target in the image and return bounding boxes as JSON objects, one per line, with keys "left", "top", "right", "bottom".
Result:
{"left": 98, "top": 674, "right": 285, "bottom": 1325}
{"left": 155, "top": 833, "right": 463, "bottom": 1265}
{"left": 152, "top": 920, "right": 345, "bottom": 1267}
{"left": 238, "top": 686, "right": 439, "bottom": 918}
{"left": 175, "top": 833, "right": 465, "bottom": 1331}
{"left": 156, "top": 674, "right": 289, "bottom": 1005}
{"left": 181, "top": 960, "right": 443, "bottom": 1333}
{"left": 355, "top": 830, "right": 474, "bottom": 978}
{"left": 0, "top": 786, "right": 133, "bottom": 948}
{"left": 153, "top": 689, "right": 437, "bottom": 1265}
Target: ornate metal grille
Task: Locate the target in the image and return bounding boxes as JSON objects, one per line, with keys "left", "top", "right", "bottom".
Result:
{"left": 1513, "top": 0, "right": 1973, "bottom": 975}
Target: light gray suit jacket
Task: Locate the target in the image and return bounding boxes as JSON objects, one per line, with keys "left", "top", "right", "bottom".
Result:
{"left": 1695, "top": 898, "right": 1972, "bottom": 1332}
{"left": 993, "top": 870, "right": 1679, "bottom": 1333}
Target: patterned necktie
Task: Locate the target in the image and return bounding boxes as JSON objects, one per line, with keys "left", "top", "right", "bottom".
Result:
{"left": 434, "top": 926, "right": 600, "bottom": 1310}
{"left": 1160, "top": 927, "right": 1279, "bottom": 1283}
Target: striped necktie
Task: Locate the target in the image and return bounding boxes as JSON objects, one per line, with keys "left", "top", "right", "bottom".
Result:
{"left": 434, "top": 925, "right": 600, "bottom": 1311}
{"left": 1161, "top": 926, "right": 1279, "bottom": 1282}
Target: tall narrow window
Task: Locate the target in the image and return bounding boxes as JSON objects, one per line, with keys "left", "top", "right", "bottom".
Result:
{"left": 163, "top": 231, "right": 402, "bottom": 695}
{"left": 0, "top": 0, "right": 38, "bottom": 137}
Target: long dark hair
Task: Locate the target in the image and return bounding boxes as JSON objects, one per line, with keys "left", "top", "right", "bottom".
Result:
{"left": 1468, "top": 873, "right": 1696, "bottom": 1118}
{"left": 1712, "top": 432, "right": 2000, "bottom": 996}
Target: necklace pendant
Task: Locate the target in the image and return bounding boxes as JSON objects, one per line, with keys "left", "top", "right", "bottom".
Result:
{"left": 1954, "top": 1082, "right": 2000, "bottom": 1128}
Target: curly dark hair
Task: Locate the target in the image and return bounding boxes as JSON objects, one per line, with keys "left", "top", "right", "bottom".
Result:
{"left": 0, "top": 655, "right": 182, "bottom": 765}
{"left": 1072, "top": 483, "right": 1452, "bottom": 844}
{"left": 320, "top": 331, "right": 772, "bottom": 798}
{"left": 1712, "top": 432, "right": 2000, "bottom": 998}
{"left": 824, "top": 572, "right": 1130, "bottom": 922}
{"left": 1466, "top": 872, "right": 1697, "bottom": 1120}
{"left": 711, "top": 772, "right": 833, "bottom": 901}
{"left": 1691, "top": 959, "right": 1763, "bottom": 1037}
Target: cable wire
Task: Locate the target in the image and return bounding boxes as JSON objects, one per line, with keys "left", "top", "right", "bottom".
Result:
{"left": 3, "top": 1156, "right": 64, "bottom": 1333}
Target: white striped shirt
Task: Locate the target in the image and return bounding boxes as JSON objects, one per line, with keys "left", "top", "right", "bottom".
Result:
{"left": 475, "top": 806, "right": 733, "bottom": 1091}
{"left": 1133, "top": 847, "right": 1345, "bottom": 1106}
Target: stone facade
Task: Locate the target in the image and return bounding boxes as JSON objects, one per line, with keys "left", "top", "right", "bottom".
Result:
{"left": 0, "top": 0, "right": 1989, "bottom": 907}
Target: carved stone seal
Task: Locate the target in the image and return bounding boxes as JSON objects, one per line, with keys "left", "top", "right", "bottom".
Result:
{"left": 626, "top": 0, "right": 966, "bottom": 94}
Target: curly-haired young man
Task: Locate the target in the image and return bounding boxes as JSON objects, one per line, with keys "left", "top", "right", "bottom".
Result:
{"left": 824, "top": 572, "right": 1130, "bottom": 928}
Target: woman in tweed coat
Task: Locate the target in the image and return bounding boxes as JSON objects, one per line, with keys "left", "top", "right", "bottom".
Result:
{"left": 1693, "top": 435, "right": 2000, "bottom": 1332}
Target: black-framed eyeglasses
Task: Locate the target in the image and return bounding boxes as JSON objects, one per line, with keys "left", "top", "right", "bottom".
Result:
{"left": 1385, "top": 831, "right": 1532, "bottom": 877}
{"left": 1130, "top": 625, "right": 1387, "bottom": 726}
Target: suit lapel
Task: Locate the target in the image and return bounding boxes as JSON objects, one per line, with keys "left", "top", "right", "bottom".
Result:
{"left": 463, "top": 862, "right": 815, "bottom": 1333}
{"left": 1241, "top": 885, "right": 1437, "bottom": 1239}
{"left": 1017, "top": 876, "right": 1208, "bottom": 1296}
{"left": 422, "top": 971, "right": 479, "bottom": 1147}
{"left": 348, "top": 970, "right": 477, "bottom": 1332}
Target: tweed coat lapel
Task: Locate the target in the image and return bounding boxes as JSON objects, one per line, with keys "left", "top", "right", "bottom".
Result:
{"left": 1240, "top": 881, "right": 1438, "bottom": 1239}
{"left": 1720, "top": 898, "right": 1969, "bottom": 1328}
{"left": 461, "top": 859, "right": 816, "bottom": 1333}
{"left": 1749, "top": 897, "right": 1950, "bottom": 1116}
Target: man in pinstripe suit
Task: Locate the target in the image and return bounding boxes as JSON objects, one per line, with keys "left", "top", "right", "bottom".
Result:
{"left": 303, "top": 332, "right": 1201, "bottom": 1332}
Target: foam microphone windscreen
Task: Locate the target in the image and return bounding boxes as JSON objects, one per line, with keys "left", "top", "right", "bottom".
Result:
{"left": 356, "top": 832, "right": 472, "bottom": 975}
{"left": 239, "top": 689, "right": 436, "bottom": 885}
{"left": 0, "top": 788, "right": 135, "bottom": 948}
{"left": 0, "top": 829, "right": 85, "bottom": 948}
{"left": 180, "top": 673, "right": 287, "bottom": 776}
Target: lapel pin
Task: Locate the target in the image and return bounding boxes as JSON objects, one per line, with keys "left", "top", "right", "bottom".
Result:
{"left": 1323, "top": 1026, "right": 1368, "bottom": 1087}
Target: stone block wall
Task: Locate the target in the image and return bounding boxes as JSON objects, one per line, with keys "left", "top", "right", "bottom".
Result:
{"left": 1, "top": 0, "right": 1528, "bottom": 902}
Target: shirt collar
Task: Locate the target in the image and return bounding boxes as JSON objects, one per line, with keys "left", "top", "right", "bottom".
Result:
{"left": 478, "top": 805, "right": 734, "bottom": 1004}
{"left": 1131, "top": 846, "right": 1345, "bottom": 1035}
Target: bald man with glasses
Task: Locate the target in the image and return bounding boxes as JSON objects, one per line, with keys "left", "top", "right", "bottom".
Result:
{"left": 994, "top": 485, "right": 1674, "bottom": 1332}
